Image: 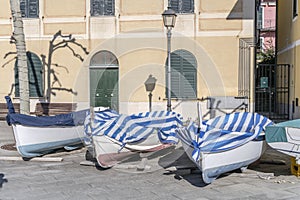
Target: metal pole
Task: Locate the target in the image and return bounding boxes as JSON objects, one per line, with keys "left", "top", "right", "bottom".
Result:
{"left": 167, "top": 28, "right": 172, "bottom": 111}
{"left": 149, "top": 92, "right": 152, "bottom": 112}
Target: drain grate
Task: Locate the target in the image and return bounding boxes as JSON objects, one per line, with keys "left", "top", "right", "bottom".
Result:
{"left": 1, "top": 143, "right": 17, "bottom": 151}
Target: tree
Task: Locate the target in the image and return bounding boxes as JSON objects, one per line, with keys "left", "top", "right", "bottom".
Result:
{"left": 257, "top": 38, "right": 276, "bottom": 64}
{"left": 9, "top": 0, "right": 30, "bottom": 114}
{"left": 42, "top": 30, "right": 89, "bottom": 102}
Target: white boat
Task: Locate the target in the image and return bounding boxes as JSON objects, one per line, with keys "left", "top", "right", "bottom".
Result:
{"left": 5, "top": 96, "right": 87, "bottom": 158}
{"left": 176, "top": 111, "right": 273, "bottom": 184}
{"left": 92, "top": 133, "right": 174, "bottom": 169}
{"left": 84, "top": 109, "right": 183, "bottom": 169}
{"left": 265, "top": 119, "right": 300, "bottom": 162}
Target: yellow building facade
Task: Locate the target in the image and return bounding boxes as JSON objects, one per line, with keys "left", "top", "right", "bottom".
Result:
{"left": 0, "top": 0, "right": 256, "bottom": 120}
{"left": 277, "top": 0, "right": 300, "bottom": 119}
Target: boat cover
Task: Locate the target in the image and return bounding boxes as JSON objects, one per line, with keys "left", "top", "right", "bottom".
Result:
{"left": 265, "top": 119, "right": 300, "bottom": 143}
{"left": 265, "top": 126, "right": 288, "bottom": 143}
{"left": 176, "top": 112, "right": 273, "bottom": 162}
{"left": 84, "top": 109, "right": 183, "bottom": 146}
{"left": 274, "top": 119, "right": 300, "bottom": 128}
{"left": 5, "top": 96, "right": 88, "bottom": 127}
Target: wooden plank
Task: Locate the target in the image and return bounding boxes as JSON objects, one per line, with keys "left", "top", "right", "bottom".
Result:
{"left": 0, "top": 103, "right": 20, "bottom": 121}
{"left": 34, "top": 103, "right": 77, "bottom": 116}
{"left": 0, "top": 156, "right": 63, "bottom": 162}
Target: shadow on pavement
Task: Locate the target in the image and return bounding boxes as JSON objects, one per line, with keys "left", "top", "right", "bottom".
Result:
{"left": 249, "top": 146, "right": 291, "bottom": 176}
{"left": 161, "top": 145, "right": 294, "bottom": 187}
{"left": 0, "top": 173, "right": 8, "bottom": 188}
{"left": 160, "top": 151, "right": 209, "bottom": 187}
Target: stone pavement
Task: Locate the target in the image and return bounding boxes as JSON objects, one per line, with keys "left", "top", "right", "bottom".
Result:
{"left": 0, "top": 121, "right": 300, "bottom": 200}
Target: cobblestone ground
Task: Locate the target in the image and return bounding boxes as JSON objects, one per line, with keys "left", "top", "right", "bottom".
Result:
{"left": 1, "top": 122, "right": 300, "bottom": 200}
{"left": 1, "top": 148, "right": 300, "bottom": 200}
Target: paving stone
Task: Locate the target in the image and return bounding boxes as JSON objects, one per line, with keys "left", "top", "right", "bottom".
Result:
{"left": 1, "top": 122, "right": 300, "bottom": 200}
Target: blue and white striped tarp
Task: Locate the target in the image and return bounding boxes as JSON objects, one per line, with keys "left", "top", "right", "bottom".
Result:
{"left": 176, "top": 112, "right": 273, "bottom": 162}
{"left": 84, "top": 109, "right": 183, "bottom": 146}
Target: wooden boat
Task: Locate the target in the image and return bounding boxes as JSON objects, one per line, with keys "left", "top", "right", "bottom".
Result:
{"left": 5, "top": 96, "right": 87, "bottom": 158}
{"left": 176, "top": 109, "right": 273, "bottom": 184}
{"left": 84, "top": 109, "right": 182, "bottom": 169}
{"left": 265, "top": 119, "right": 300, "bottom": 161}
{"left": 92, "top": 133, "right": 174, "bottom": 169}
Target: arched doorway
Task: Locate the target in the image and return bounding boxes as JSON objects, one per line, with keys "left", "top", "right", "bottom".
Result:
{"left": 89, "top": 50, "right": 119, "bottom": 111}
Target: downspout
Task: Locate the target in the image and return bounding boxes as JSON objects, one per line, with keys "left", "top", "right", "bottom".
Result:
{"left": 275, "top": 0, "right": 278, "bottom": 66}
{"left": 250, "top": 0, "right": 260, "bottom": 113}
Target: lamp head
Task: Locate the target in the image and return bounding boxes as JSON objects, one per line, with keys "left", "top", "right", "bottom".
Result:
{"left": 144, "top": 75, "right": 157, "bottom": 92}
{"left": 162, "top": 7, "right": 177, "bottom": 29}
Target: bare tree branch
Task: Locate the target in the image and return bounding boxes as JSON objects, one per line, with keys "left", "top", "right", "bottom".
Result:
{"left": 3, "top": 52, "right": 17, "bottom": 59}
{"left": 1, "top": 56, "right": 16, "bottom": 68}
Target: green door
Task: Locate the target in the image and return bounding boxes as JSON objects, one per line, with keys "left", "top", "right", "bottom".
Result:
{"left": 90, "top": 68, "right": 119, "bottom": 111}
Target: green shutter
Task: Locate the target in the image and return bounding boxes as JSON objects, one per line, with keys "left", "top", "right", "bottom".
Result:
{"left": 170, "top": 0, "right": 194, "bottom": 13}
{"left": 170, "top": 0, "right": 180, "bottom": 13}
{"left": 20, "top": 0, "right": 27, "bottom": 17}
{"left": 170, "top": 71, "right": 181, "bottom": 98}
{"left": 14, "top": 66, "right": 19, "bottom": 96}
{"left": 167, "top": 49, "right": 197, "bottom": 99}
{"left": 28, "top": 0, "right": 39, "bottom": 18}
{"left": 104, "top": 0, "right": 115, "bottom": 16}
{"left": 91, "top": 0, "right": 104, "bottom": 16}
{"left": 27, "top": 52, "right": 43, "bottom": 97}
{"left": 183, "top": 72, "right": 197, "bottom": 98}
{"left": 15, "top": 52, "right": 44, "bottom": 97}
{"left": 181, "top": 0, "right": 194, "bottom": 13}
{"left": 20, "top": 0, "right": 39, "bottom": 18}
{"left": 91, "top": 0, "right": 114, "bottom": 16}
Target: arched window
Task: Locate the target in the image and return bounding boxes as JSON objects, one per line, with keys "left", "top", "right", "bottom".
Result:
{"left": 90, "top": 50, "right": 118, "bottom": 66}
{"left": 167, "top": 49, "right": 197, "bottom": 99}
{"left": 15, "top": 51, "right": 44, "bottom": 97}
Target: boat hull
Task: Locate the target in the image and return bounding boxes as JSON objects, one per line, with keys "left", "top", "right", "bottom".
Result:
{"left": 12, "top": 124, "right": 84, "bottom": 158}
{"left": 266, "top": 125, "right": 300, "bottom": 158}
{"left": 182, "top": 139, "right": 265, "bottom": 184}
{"left": 93, "top": 134, "right": 172, "bottom": 168}
{"left": 85, "top": 109, "right": 183, "bottom": 169}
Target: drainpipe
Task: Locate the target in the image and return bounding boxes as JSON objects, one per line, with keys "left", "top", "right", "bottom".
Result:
{"left": 250, "top": 0, "right": 260, "bottom": 113}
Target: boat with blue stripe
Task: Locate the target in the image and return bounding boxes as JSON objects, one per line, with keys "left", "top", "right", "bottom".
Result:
{"left": 176, "top": 109, "right": 273, "bottom": 184}
{"left": 84, "top": 109, "right": 183, "bottom": 169}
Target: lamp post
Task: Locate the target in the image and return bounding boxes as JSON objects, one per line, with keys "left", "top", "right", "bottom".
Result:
{"left": 144, "top": 75, "right": 157, "bottom": 112}
{"left": 162, "top": 6, "right": 177, "bottom": 112}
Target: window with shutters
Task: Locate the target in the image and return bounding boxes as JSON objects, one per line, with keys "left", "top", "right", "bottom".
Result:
{"left": 170, "top": 0, "right": 194, "bottom": 14}
{"left": 91, "top": 0, "right": 115, "bottom": 16}
{"left": 166, "top": 49, "right": 197, "bottom": 99}
{"left": 15, "top": 52, "right": 44, "bottom": 97}
{"left": 20, "top": 0, "right": 39, "bottom": 18}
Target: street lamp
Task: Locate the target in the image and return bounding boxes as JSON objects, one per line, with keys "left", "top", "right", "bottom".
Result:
{"left": 144, "top": 75, "right": 157, "bottom": 112}
{"left": 162, "top": 6, "right": 177, "bottom": 112}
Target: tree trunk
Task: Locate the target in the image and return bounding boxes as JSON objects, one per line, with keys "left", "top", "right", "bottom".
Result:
{"left": 10, "top": 0, "right": 30, "bottom": 114}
